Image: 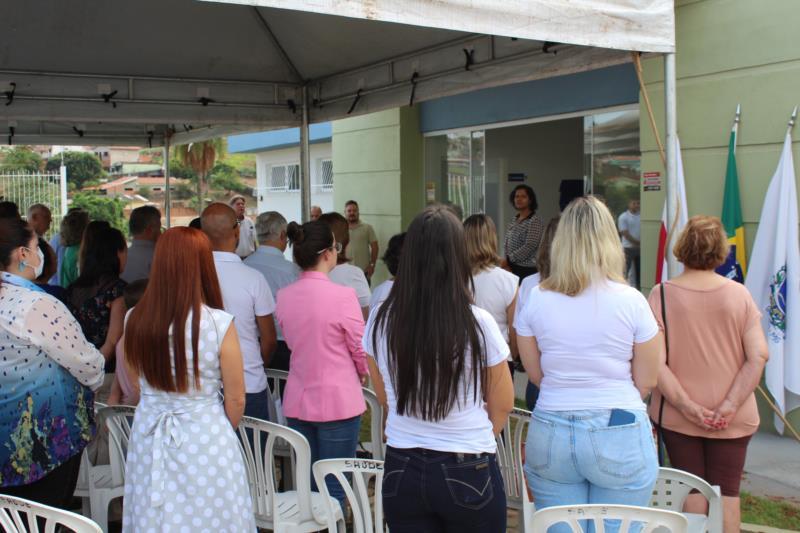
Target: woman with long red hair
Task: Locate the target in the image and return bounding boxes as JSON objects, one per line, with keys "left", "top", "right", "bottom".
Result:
{"left": 121, "top": 227, "right": 254, "bottom": 532}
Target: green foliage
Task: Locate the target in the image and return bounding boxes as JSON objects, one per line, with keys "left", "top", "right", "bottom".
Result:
{"left": 46, "top": 152, "right": 105, "bottom": 190}
{"left": 0, "top": 147, "right": 43, "bottom": 173}
{"left": 138, "top": 186, "right": 152, "bottom": 198}
{"left": 70, "top": 192, "right": 127, "bottom": 235}
{"left": 173, "top": 182, "right": 194, "bottom": 200}
{"left": 167, "top": 158, "right": 198, "bottom": 182}
{"left": 741, "top": 492, "right": 800, "bottom": 530}
{"left": 209, "top": 162, "right": 248, "bottom": 194}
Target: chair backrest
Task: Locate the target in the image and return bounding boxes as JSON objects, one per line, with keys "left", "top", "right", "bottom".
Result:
{"left": 238, "top": 416, "right": 319, "bottom": 527}
{"left": 0, "top": 494, "right": 102, "bottom": 533}
{"left": 265, "top": 368, "right": 289, "bottom": 425}
{"left": 496, "top": 407, "right": 532, "bottom": 506}
{"left": 313, "top": 458, "right": 384, "bottom": 533}
{"left": 651, "top": 467, "right": 723, "bottom": 533}
{"left": 531, "top": 504, "right": 689, "bottom": 533}
{"left": 361, "top": 387, "right": 385, "bottom": 461}
{"left": 96, "top": 405, "right": 136, "bottom": 485}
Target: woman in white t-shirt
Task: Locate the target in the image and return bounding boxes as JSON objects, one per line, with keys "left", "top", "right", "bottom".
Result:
{"left": 364, "top": 206, "right": 514, "bottom": 533}
{"left": 319, "top": 212, "right": 371, "bottom": 319}
{"left": 368, "top": 232, "right": 405, "bottom": 313}
{"left": 463, "top": 215, "right": 519, "bottom": 367}
{"left": 515, "top": 196, "right": 663, "bottom": 530}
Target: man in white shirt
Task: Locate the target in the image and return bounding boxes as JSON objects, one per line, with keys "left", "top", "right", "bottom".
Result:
{"left": 202, "top": 203, "right": 277, "bottom": 420}
{"left": 244, "top": 211, "right": 300, "bottom": 373}
{"left": 319, "top": 212, "right": 371, "bottom": 320}
{"left": 618, "top": 199, "right": 641, "bottom": 289}
{"left": 230, "top": 195, "right": 257, "bottom": 259}
{"left": 121, "top": 205, "right": 161, "bottom": 283}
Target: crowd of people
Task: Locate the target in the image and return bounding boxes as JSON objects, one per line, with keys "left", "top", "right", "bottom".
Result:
{"left": 0, "top": 189, "right": 768, "bottom": 533}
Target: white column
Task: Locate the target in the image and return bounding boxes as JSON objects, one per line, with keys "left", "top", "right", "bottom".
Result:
{"left": 163, "top": 134, "right": 172, "bottom": 228}
{"left": 664, "top": 52, "right": 679, "bottom": 277}
{"left": 300, "top": 86, "right": 311, "bottom": 222}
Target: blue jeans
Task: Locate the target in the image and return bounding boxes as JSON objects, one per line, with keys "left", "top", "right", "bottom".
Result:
{"left": 287, "top": 415, "right": 361, "bottom": 508}
{"left": 244, "top": 390, "right": 271, "bottom": 421}
{"left": 524, "top": 409, "right": 658, "bottom": 533}
{"left": 383, "top": 447, "right": 507, "bottom": 533}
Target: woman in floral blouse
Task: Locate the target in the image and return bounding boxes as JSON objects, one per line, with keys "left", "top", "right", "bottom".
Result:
{"left": 0, "top": 217, "right": 105, "bottom": 508}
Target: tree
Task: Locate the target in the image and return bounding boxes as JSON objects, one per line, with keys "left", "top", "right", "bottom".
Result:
{"left": 209, "top": 162, "right": 247, "bottom": 194}
{"left": 138, "top": 186, "right": 152, "bottom": 198}
{"left": 70, "top": 192, "right": 127, "bottom": 235}
{"left": 45, "top": 151, "right": 106, "bottom": 190}
{"left": 0, "top": 147, "right": 43, "bottom": 173}
{"left": 174, "top": 138, "right": 226, "bottom": 214}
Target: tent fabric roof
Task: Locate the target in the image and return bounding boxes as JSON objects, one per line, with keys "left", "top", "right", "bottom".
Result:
{"left": 0, "top": 0, "right": 673, "bottom": 147}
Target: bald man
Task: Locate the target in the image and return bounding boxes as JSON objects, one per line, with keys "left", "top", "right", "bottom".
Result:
{"left": 201, "top": 203, "right": 277, "bottom": 421}
{"left": 27, "top": 204, "right": 52, "bottom": 237}
{"left": 310, "top": 205, "right": 322, "bottom": 221}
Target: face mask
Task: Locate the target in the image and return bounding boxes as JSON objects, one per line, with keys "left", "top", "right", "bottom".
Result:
{"left": 20, "top": 247, "right": 45, "bottom": 278}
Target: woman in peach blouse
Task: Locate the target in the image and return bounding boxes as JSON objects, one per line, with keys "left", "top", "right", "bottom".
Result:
{"left": 648, "top": 216, "right": 768, "bottom": 533}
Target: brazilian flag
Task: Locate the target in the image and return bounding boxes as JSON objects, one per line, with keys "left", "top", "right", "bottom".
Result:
{"left": 716, "top": 129, "right": 747, "bottom": 282}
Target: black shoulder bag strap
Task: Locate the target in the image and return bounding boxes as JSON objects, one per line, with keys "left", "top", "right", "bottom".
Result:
{"left": 656, "top": 282, "right": 670, "bottom": 466}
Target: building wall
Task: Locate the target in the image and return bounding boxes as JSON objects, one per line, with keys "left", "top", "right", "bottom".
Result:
{"left": 639, "top": 0, "right": 800, "bottom": 432}
{"left": 333, "top": 108, "right": 424, "bottom": 286}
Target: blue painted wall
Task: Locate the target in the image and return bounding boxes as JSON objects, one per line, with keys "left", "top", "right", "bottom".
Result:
{"left": 228, "top": 122, "right": 332, "bottom": 153}
{"left": 419, "top": 63, "right": 638, "bottom": 133}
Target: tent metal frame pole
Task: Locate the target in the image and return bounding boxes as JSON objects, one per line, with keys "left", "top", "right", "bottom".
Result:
{"left": 664, "top": 52, "right": 679, "bottom": 277}
{"left": 300, "top": 86, "right": 311, "bottom": 222}
{"left": 163, "top": 134, "right": 171, "bottom": 228}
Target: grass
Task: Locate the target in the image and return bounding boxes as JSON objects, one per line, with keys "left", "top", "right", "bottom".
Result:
{"left": 742, "top": 492, "right": 800, "bottom": 531}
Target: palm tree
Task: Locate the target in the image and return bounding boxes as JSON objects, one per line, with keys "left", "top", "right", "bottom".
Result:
{"left": 174, "top": 138, "right": 226, "bottom": 214}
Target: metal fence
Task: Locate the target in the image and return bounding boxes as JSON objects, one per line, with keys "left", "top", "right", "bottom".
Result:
{"left": 0, "top": 168, "right": 67, "bottom": 239}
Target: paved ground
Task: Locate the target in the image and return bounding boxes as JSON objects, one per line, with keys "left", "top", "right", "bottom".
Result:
{"left": 742, "top": 431, "right": 800, "bottom": 506}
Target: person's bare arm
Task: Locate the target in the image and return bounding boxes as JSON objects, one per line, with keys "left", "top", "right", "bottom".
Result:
{"left": 506, "top": 291, "right": 519, "bottom": 361}
{"left": 219, "top": 325, "right": 246, "bottom": 428}
{"left": 631, "top": 333, "right": 663, "bottom": 398}
{"left": 256, "top": 315, "right": 277, "bottom": 367}
{"left": 100, "top": 297, "right": 126, "bottom": 359}
{"left": 712, "top": 324, "right": 769, "bottom": 427}
{"left": 517, "top": 335, "right": 543, "bottom": 386}
{"left": 108, "top": 374, "right": 122, "bottom": 405}
{"left": 367, "top": 357, "right": 388, "bottom": 440}
{"left": 485, "top": 362, "right": 515, "bottom": 435}
{"left": 369, "top": 241, "right": 379, "bottom": 272}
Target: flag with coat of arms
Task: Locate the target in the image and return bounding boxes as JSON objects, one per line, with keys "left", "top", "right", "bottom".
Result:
{"left": 745, "top": 127, "right": 800, "bottom": 433}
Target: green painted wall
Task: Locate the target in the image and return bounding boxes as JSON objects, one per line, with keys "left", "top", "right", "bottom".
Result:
{"left": 332, "top": 107, "right": 424, "bottom": 286}
{"left": 640, "top": 0, "right": 800, "bottom": 433}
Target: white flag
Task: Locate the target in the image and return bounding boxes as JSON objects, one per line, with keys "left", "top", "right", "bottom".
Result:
{"left": 655, "top": 137, "right": 689, "bottom": 284}
{"left": 745, "top": 130, "right": 800, "bottom": 433}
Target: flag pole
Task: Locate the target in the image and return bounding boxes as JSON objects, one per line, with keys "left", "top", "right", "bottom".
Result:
{"left": 756, "top": 385, "right": 800, "bottom": 445}
{"left": 732, "top": 103, "right": 740, "bottom": 146}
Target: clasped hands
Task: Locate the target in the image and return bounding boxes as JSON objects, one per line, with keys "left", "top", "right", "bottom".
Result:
{"left": 679, "top": 398, "right": 737, "bottom": 431}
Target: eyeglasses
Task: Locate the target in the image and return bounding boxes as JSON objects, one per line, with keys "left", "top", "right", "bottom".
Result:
{"left": 317, "top": 242, "right": 343, "bottom": 255}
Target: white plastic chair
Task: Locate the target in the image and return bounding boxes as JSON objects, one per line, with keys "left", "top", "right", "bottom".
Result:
{"left": 650, "top": 468, "right": 723, "bottom": 533}
{"left": 362, "top": 387, "right": 385, "bottom": 461}
{"left": 0, "top": 494, "right": 102, "bottom": 533}
{"left": 496, "top": 407, "right": 532, "bottom": 530}
{"left": 86, "top": 405, "right": 136, "bottom": 533}
{"left": 74, "top": 401, "right": 108, "bottom": 516}
{"left": 265, "top": 368, "right": 289, "bottom": 424}
{"left": 237, "top": 416, "right": 344, "bottom": 532}
{"left": 313, "top": 458, "right": 384, "bottom": 533}
{"left": 531, "top": 504, "right": 689, "bottom": 533}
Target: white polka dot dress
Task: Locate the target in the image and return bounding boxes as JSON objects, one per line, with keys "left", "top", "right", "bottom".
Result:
{"left": 122, "top": 307, "right": 255, "bottom": 532}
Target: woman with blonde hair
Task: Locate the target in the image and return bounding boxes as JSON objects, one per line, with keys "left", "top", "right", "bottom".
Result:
{"left": 464, "top": 214, "right": 519, "bottom": 368}
{"left": 515, "top": 196, "right": 662, "bottom": 529}
{"left": 648, "top": 215, "right": 768, "bottom": 533}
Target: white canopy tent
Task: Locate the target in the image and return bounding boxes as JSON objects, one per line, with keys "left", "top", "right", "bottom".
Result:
{"left": 0, "top": 0, "right": 677, "bottom": 246}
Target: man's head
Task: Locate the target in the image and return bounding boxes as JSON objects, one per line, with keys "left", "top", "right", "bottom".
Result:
{"left": 201, "top": 203, "right": 239, "bottom": 253}
{"left": 310, "top": 205, "right": 323, "bottom": 221}
{"left": 230, "top": 195, "right": 247, "bottom": 219}
{"left": 129, "top": 205, "right": 162, "bottom": 241}
{"left": 628, "top": 199, "right": 640, "bottom": 214}
{"left": 255, "top": 211, "right": 288, "bottom": 251}
{"left": 27, "top": 204, "right": 52, "bottom": 236}
{"left": 344, "top": 200, "right": 359, "bottom": 224}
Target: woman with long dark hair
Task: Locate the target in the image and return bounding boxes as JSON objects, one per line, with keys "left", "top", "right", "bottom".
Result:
{"left": 66, "top": 225, "right": 128, "bottom": 371}
{"left": 0, "top": 218, "right": 104, "bottom": 508}
{"left": 365, "top": 205, "right": 514, "bottom": 532}
{"left": 122, "top": 227, "right": 253, "bottom": 532}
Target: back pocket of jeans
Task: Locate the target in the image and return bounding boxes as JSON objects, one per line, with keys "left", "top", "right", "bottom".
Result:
{"left": 525, "top": 415, "right": 555, "bottom": 471}
{"left": 382, "top": 449, "right": 410, "bottom": 498}
{"left": 442, "top": 457, "right": 495, "bottom": 511}
{"left": 589, "top": 422, "right": 646, "bottom": 478}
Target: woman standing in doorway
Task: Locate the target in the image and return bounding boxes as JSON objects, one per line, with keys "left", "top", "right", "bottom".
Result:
{"left": 503, "top": 185, "right": 543, "bottom": 281}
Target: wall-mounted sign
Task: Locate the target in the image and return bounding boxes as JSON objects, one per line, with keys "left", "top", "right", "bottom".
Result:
{"left": 508, "top": 173, "right": 526, "bottom": 182}
{"left": 643, "top": 171, "right": 661, "bottom": 191}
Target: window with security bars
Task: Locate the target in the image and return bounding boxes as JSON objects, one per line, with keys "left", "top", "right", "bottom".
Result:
{"left": 268, "top": 164, "right": 300, "bottom": 191}
{"left": 318, "top": 159, "right": 333, "bottom": 190}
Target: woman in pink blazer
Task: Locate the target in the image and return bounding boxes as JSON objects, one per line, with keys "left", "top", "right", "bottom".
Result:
{"left": 275, "top": 219, "right": 369, "bottom": 508}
